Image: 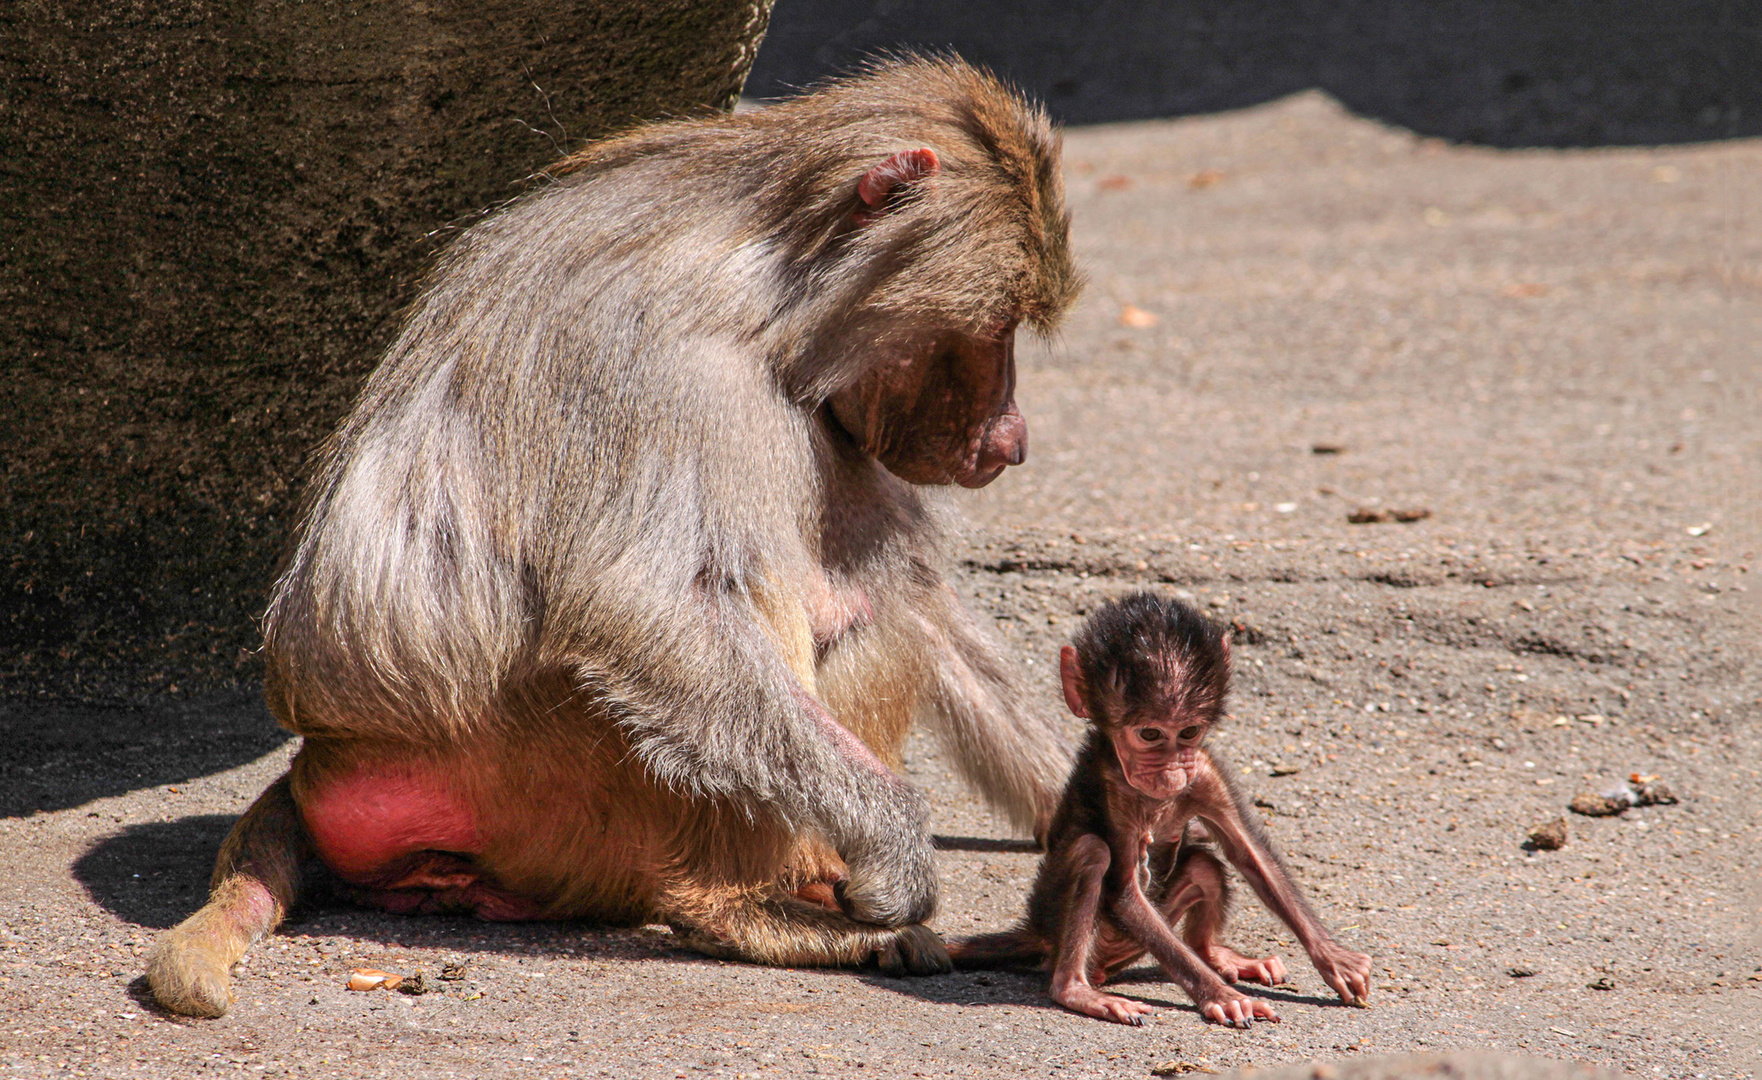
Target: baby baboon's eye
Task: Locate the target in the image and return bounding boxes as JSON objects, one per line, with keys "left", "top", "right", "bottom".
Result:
{"left": 1178, "top": 725, "right": 1202, "bottom": 741}
{"left": 1137, "top": 727, "right": 1165, "bottom": 742}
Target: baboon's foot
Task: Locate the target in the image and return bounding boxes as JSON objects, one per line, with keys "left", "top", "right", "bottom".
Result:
{"left": 872, "top": 923, "right": 952, "bottom": 976}
{"left": 1203, "top": 945, "right": 1287, "bottom": 986}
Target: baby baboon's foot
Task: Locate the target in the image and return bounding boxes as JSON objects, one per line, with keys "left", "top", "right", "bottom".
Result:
{"left": 1204, "top": 945, "right": 1287, "bottom": 986}
{"left": 1053, "top": 983, "right": 1155, "bottom": 1026}
{"left": 1197, "top": 986, "right": 1280, "bottom": 1028}
{"left": 872, "top": 924, "right": 952, "bottom": 976}
{"left": 145, "top": 925, "right": 237, "bottom": 1018}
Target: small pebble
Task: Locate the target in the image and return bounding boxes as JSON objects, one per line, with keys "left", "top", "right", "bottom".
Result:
{"left": 1634, "top": 780, "right": 1678, "bottom": 806}
{"left": 1119, "top": 304, "right": 1158, "bottom": 329}
{"left": 1347, "top": 507, "right": 1431, "bottom": 524}
{"left": 347, "top": 969, "right": 402, "bottom": 992}
{"left": 1569, "top": 793, "right": 1625, "bottom": 817}
{"left": 1527, "top": 818, "right": 1568, "bottom": 850}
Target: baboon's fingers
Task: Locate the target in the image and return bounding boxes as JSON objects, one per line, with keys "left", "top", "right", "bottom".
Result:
{"left": 835, "top": 832, "right": 938, "bottom": 928}
{"left": 674, "top": 928, "right": 744, "bottom": 963}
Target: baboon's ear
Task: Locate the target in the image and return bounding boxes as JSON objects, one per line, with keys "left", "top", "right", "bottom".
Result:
{"left": 854, "top": 148, "right": 939, "bottom": 224}
{"left": 1059, "top": 645, "right": 1089, "bottom": 719}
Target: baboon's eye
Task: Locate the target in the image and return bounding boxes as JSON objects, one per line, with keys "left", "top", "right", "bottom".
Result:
{"left": 1178, "top": 725, "right": 1202, "bottom": 741}
{"left": 1137, "top": 727, "right": 1165, "bottom": 742}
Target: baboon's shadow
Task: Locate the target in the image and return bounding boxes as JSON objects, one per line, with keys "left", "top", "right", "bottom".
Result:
{"left": 74, "top": 815, "right": 238, "bottom": 929}
{"left": 0, "top": 692, "right": 290, "bottom": 818}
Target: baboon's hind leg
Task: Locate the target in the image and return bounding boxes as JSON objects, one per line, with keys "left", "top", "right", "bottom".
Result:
{"left": 666, "top": 887, "right": 952, "bottom": 976}
{"left": 145, "top": 773, "right": 308, "bottom": 1017}
{"left": 1086, "top": 842, "right": 1285, "bottom": 986}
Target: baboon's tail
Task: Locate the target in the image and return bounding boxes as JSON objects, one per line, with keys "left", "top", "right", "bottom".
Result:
{"left": 145, "top": 772, "right": 309, "bottom": 1017}
{"left": 947, "top": 927, "right": 1045, "bottom": 970}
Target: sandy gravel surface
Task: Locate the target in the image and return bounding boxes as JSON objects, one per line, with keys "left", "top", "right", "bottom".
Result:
{"left": 2, "top": 96, "right": 1757, "bottom": 1079}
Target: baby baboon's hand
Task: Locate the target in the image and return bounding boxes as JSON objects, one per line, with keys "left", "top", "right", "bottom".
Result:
{"left": 1312, "top": 940, "right": 1373, "bottom": 1005}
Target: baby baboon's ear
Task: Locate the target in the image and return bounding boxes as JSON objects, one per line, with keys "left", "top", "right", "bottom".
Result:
{"left": 1059, "top": 644, "right": 1089, "bottom": 719}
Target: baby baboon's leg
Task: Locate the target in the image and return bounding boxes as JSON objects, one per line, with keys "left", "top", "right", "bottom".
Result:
{"left": 1049, "top": 834, "right": 1156, "bottom": 1025}
{"left": 1164, "top": 844, "right": 1287, "bottom": 987}
{"left": 1089, "top": 842, "right": 1286, "bottom": 985}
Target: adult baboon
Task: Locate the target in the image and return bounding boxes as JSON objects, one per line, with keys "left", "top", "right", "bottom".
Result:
{"left": 148, "top": 56, "right": 1080, "bottom": 1017}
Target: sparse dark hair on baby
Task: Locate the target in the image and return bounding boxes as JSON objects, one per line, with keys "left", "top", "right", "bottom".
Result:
{"left": 1069, "top": 592, "right": 1230, "bottom": 725}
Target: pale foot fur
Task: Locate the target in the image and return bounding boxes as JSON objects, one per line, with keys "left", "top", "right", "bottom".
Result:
{"left": 145, "top": 878, "right": 276, "bottom": 1017}
{"left": 672, "top": 892, "right": 951, "bottom": 975}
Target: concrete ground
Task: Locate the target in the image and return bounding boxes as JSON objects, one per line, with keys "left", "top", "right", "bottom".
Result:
{"left": 2, "top": 94, "right": 1757, "bottom": 1079}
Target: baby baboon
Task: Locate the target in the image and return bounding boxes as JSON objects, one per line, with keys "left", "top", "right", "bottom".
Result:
{"left": 952, "top": 593, "right": 1372, "bottom": 1027}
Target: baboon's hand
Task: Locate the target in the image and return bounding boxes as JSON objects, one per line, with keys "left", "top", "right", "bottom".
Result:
{"left": 1311, "top": 940, "right": 1373, "bottom": 1006}
{"left": 835, "top": 824, "right": 938, "bottom": 927}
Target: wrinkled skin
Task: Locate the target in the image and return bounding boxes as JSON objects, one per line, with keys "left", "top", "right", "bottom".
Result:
{"left": 1059, "top": 643, "right": 1209, "bottom": 800}
{"left": 1107, "top": 721, "right": 1206, "bottom": 799}
{"left": 829, "top": 325, "right": 1026, "bottom": 488}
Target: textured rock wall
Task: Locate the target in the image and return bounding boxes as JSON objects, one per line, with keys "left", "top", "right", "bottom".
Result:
{"left": 1, "top": 0, "right": 774, "bottom": 699}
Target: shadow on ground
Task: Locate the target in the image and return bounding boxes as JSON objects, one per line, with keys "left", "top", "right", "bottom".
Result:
{"left": 0, "top": 693, "right": 290, "bottom": 817}
{"left": 72, "top": 815, "right": 237, "bottom": 929}
{"left": 751, "top": 0, "right": 1759, "bottom": 147}
{"left": 858, "top": 960, "right": 1345, "bottom": 1020}
{"left": 933, "top": 835, "right": 1040, "bottom": 854}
